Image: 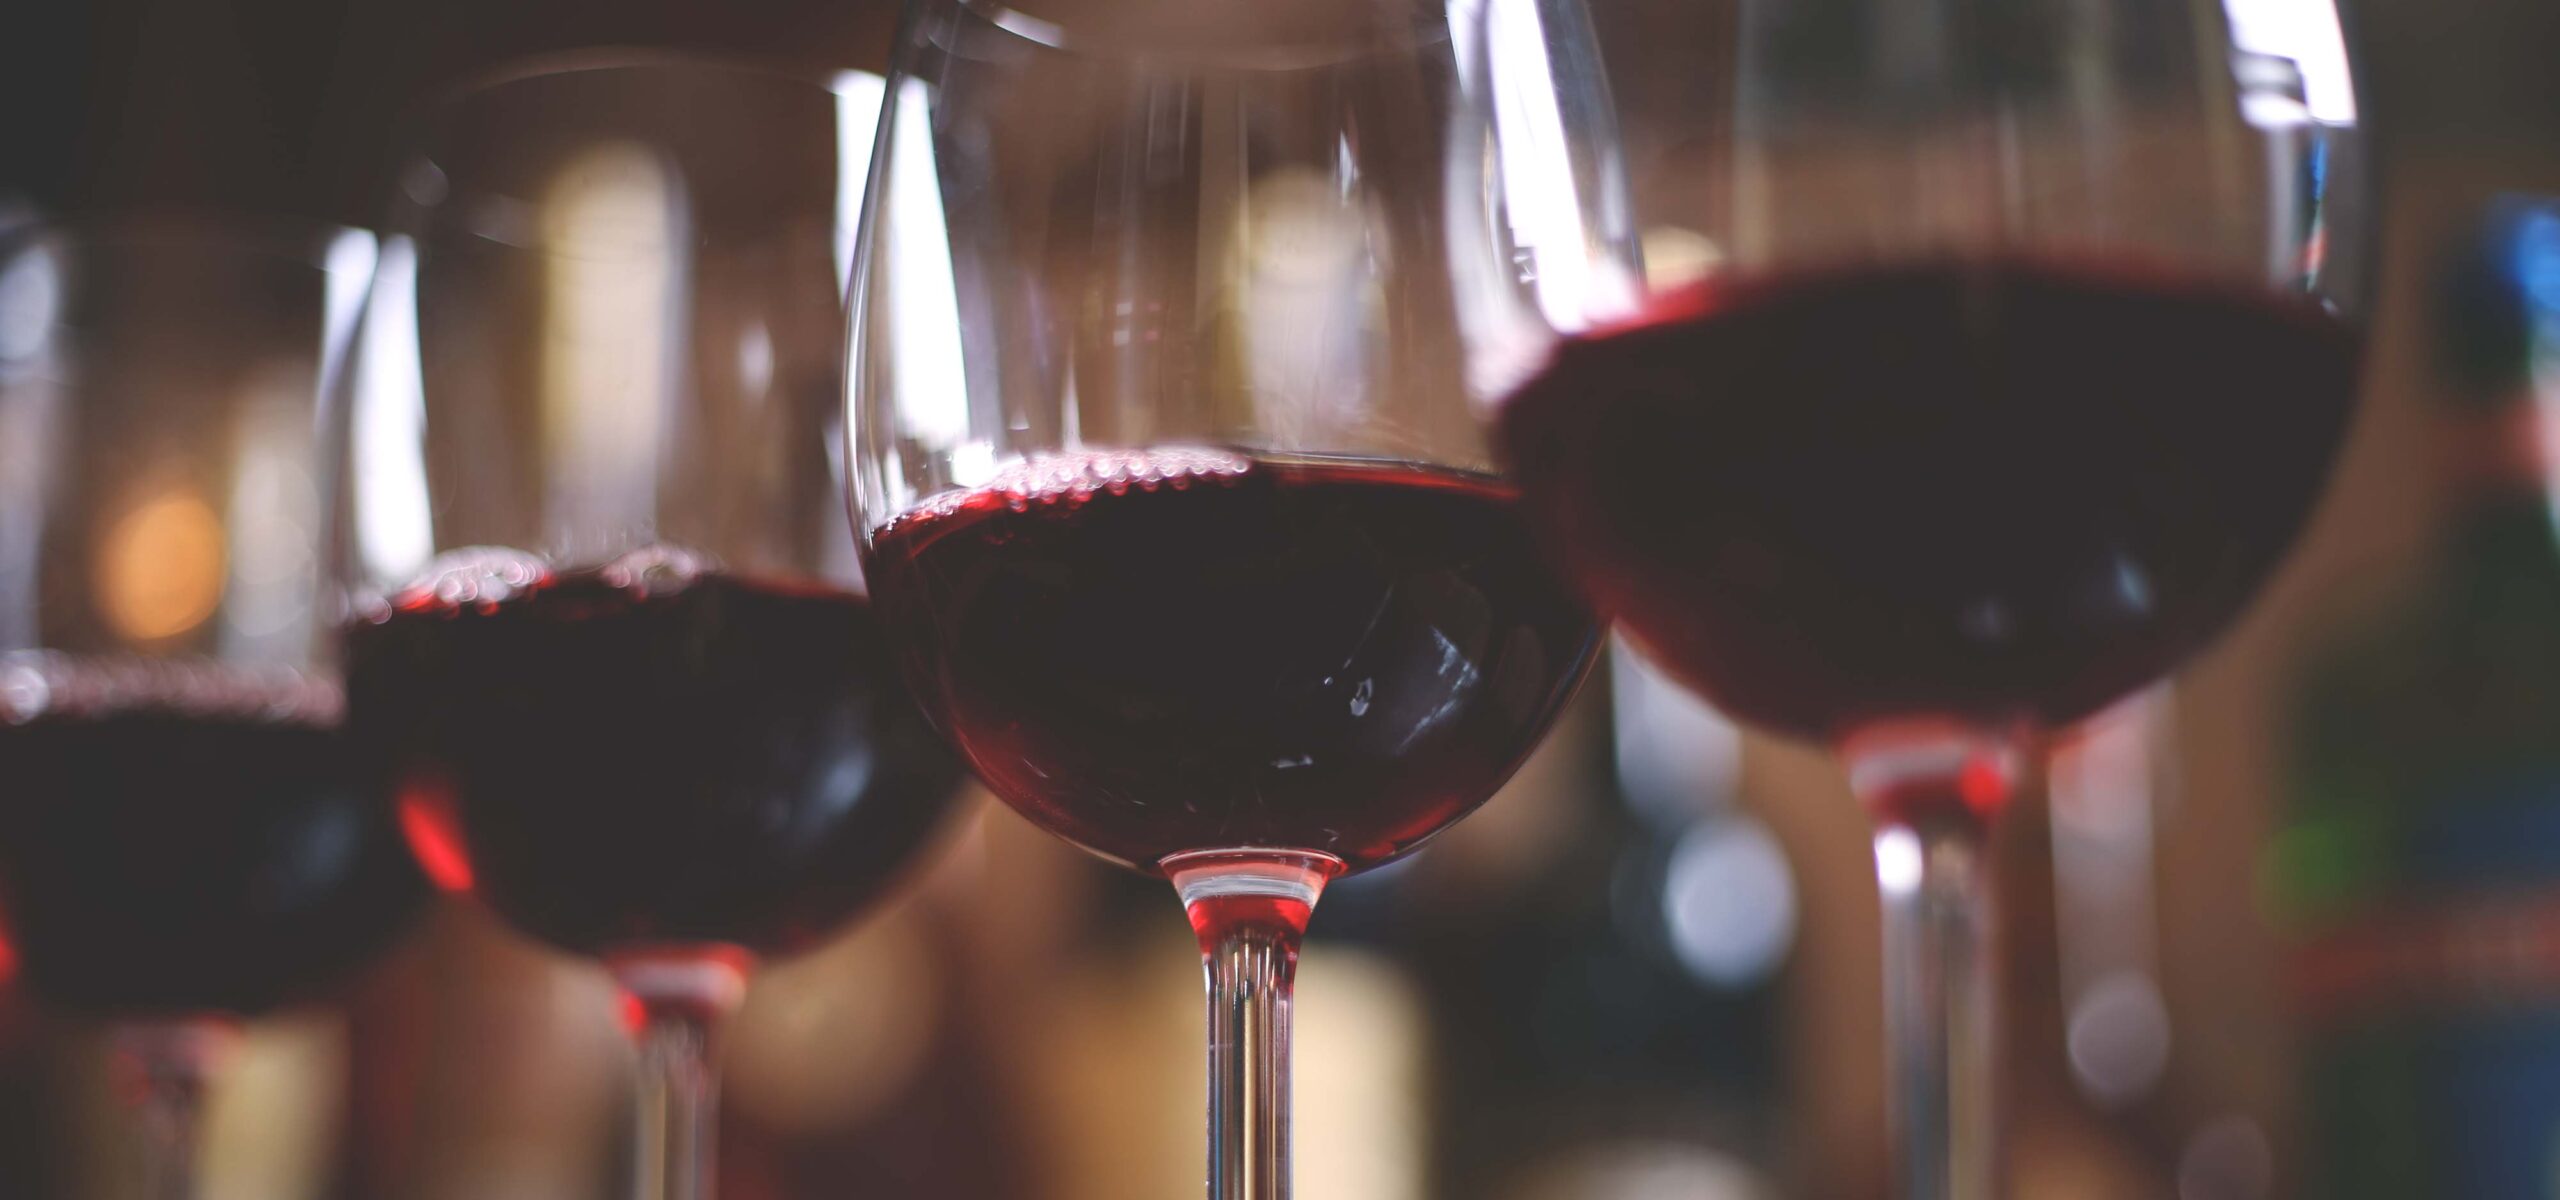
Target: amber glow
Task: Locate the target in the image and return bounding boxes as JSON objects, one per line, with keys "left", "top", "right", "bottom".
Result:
{"left": 95, "top": 489, "right": 227, "bottom": 642}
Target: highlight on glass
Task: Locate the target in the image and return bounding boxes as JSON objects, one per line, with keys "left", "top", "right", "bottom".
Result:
{"left": 331, "top": 54, "right": 966, "bottom": 1200}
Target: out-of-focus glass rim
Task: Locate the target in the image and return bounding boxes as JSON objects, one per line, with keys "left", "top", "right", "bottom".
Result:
{"left": 925, "top": 0, "right": 1457, "bottom": 73}
{"left": 0, "top": 216, "right": 376, "bottom": 275}
{"left": 409, "top": 46, "right": 878, "bottom": 118}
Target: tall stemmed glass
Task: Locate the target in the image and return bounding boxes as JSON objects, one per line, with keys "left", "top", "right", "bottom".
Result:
{"left": 332, "top": 56, "right": 963, "bottom": 1200}
{"left": 0, "top": 221, "right": 430, "bottom": 1200}
{"left": 845, "top": 0, "right": 1608, "bottom": 1194}
{"left": 1481, "top": 2, "right": 2370, "bottom": 1196}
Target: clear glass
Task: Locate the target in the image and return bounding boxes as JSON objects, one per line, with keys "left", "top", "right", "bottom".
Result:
{"left": 844, "top": 1, "right": 1611, "bottom": 1193}
{"left": 0, "top": 221, "right": 424, "bottom": 1199}
{"left": 1469, "top": 0, "right": 2371, "bottom": 1195}
{"left": 339, "top": 54, "right": 960, "bottom": 1200}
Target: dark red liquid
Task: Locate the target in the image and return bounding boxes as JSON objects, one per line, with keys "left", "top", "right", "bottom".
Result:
{"left": 343, "top": 566, "right": 962, "bottom": 960}
{"left": 0, "top": 700, "right": 428, "bottom": 1018}
{"left": 1499, "top": 258, "right": 2361, "bottom": 742}
{"left": 865, "top": 454, "right": 1598, "bottom": 873}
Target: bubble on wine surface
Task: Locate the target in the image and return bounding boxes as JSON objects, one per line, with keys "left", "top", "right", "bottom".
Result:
{"left": 882, "top": 445, "right": 1253, "bottom": 529}
{"left": 395, "top": 546, "right": 555, "bottom": 609}
{"left": 600, "top": 544, "right": 716, "bottom": 597}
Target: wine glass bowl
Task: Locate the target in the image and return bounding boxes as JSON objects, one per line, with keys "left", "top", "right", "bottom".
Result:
{"left": 864, "top": 449, "right": 1594, "bottom": 876}
{"left": 342, "top": 54, "right": 962, "bottom": 973}
{"left": 852, "top": 0, "right": 1602, "bottom": 879}
{"left": 343, "top": 560, "right": 959, "bottom": 961}
{"left": 0, "top": 221, "right": 428, "bottom": 1018}
{"left": 1497, "top": 255, "right": 2361, "bottom": 746}
{"left": 1492, "top": 0, "right": 2370, "bottom": 755}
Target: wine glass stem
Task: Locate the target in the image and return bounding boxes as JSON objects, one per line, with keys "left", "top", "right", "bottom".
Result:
{"left": 1205, "top": 925, "right": 1296, "bottom": 1200}
{"left": 614, "top": 951, "right": 753, "bottom": 1200}
{"left": 111, "top": 1019, "right": 239, "bottom": 1200}
{"left": 635, "top": 1010, "right": 719, "bottom": 1200}
{"left": 1168, "top": 850, "right": 1340, "bottom": 1200}
{"left": 1845, "top": 723, "right": 2022, "bottom": 1200}
{"left": 1876, "top": 818, "right": 1999, "bottom": 1200}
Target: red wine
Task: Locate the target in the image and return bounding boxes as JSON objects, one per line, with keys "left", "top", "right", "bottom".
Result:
{"left": 0, "top": 659, "right": 427, "bottom": 1017}
{"left": 865, "top": 451, "right": 1598, "bottom": 873}
{"left": 343, "top": 552, "right": 962, "bottom": 960}
{"left": 1499, "top": 257, "right": 2361, "bottom": 742}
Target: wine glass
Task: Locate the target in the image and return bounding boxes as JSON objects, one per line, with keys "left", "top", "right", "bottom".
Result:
{"left": 332, "top": 54, "right": 965, "bottom": 1200}
{"left": 0, "top": 220, "right": 431, "bottom": 1199}
{"left": 845, "top": 0, "right": 1609, "bottom": 1194}
{"left": 1480, "top": 1, "right": 2369, "bottom": 1195}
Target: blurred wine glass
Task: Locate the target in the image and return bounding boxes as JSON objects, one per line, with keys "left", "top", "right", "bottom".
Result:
{"left": 0, "top": 219, "right": 431, "bottom": 1200}
{"left": 332, "top": 54, "right": 965, "bottom": 1200}
{"left": 1480, "top": 0, "right": 2371, "bottom": 1194}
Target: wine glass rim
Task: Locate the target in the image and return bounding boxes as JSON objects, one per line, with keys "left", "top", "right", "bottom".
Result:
{"left": 391, "top": 48, "right": 883, "bottom": 248}
{"left": 412, "top": 46, "right": 882, "bottom": 115}
{"left": 0, "top": 215, "right": 376, "bottom": 274}
{"left": 938, "top": 0, "right": 1455, "bottom": 72}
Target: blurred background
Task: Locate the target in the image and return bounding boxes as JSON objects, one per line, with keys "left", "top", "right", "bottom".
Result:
{"left": 1, "top": 0, "right": 2558, "bottom": 1197}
